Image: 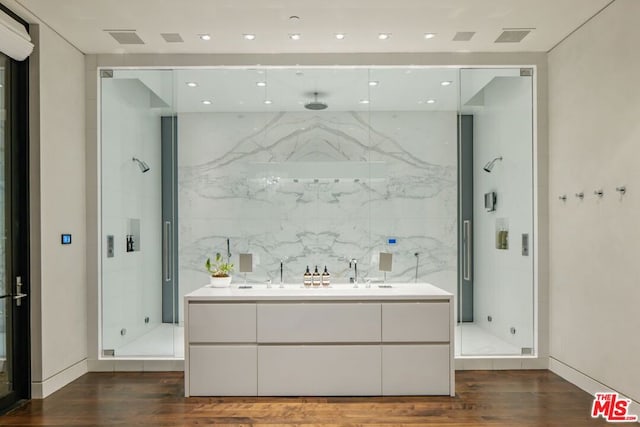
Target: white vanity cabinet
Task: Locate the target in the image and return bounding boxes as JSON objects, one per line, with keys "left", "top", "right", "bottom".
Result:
{"left": 184, "top": 284, "right": 454, "bottom": 397}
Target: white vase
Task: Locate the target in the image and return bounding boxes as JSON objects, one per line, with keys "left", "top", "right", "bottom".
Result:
{"left": 209, "top": 275, "right": 232, "bottom": 288}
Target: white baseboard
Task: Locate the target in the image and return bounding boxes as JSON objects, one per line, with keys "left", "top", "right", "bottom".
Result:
{"left": 87, "top": 358, "right": 184, "bottom": 372}
{"left": 455, "top": 356, "right": 548, "bottom": 370}
{"left": 31, "top": 358, "right": 88, "bottom": 399}
{"left": 549, "top": 357, "right": 640, "bottom": 424}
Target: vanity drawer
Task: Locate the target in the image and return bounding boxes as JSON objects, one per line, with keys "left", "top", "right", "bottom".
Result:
{"left": 257, "top": 303, "right": 381, "bottom": 343}
{"left": 382, "top": 344, "right": 450, "bottom": 395}
{"left": 382, "top": 302, "right": 450, "bottom": 342}
{"left": 188, "top": 303, "right": 256, "bottom": 343}
{"left": 189, "top": 345, "right": 257, "bottom": 396}
{"left": 258, "top": 345, "right": 381, "bottom": 396}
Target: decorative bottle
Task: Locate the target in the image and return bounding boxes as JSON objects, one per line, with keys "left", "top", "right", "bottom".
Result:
{"left": 321, "top": 266, "right": 330, "bottom": 287}
{"left": 303, "top": 266, "right": 312, "bottom": 287}
{"left": 312, "top": 266, "right": 321, "bottom": 287}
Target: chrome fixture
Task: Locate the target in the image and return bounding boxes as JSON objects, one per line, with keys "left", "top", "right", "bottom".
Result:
{"left": 575, "top": 192, "right": 584, "bottom": 200}
{"left": 304, "top": 91, "right": 328, "bottom": 110}
{"left": 594, "top": 189, "right": 604, "bottom": 198}
{"left": 132, "top": 157, "right": 150, "bottom": 173}
{"left": 414, "top": 252, "right": 420, "bottom": 283}
{"left": 616, "top": 185, "right": 627, "bottom": 195}
{"left": 559, "top": 194, "right": 567, "bottom": 201}
{"left": 483, "top": 156, "right": 503, "bottom": 173}
{"left": 349, "top": 258, "right": 358, "bottom": 287}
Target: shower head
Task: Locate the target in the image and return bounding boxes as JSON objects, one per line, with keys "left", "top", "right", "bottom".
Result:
{"left": 132, "top": 157, "right": 150, "bottom": 173}
{"left": 483, "top": 156, "right": 503, "bottom": 173}
{"left": 304, "top": 92, "right": 328, "bottom": 110}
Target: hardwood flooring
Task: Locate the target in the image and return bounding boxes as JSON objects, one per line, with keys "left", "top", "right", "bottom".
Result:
{"left": 1, "top": 370, "right": 609, "bottom": 426}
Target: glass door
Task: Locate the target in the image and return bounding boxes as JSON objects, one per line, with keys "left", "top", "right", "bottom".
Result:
{"left": 0, "top": 51, "right": 30, "bottom": 412}
{"left": 458, "top": 67, "right": 535, "bottom": 356}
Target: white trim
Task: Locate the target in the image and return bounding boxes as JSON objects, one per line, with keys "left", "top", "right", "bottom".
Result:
{"left": 31, "top": 359, "right": 88, "bottom": 399}
{"left": 549, "top": 357, "right": 640, "bottom": 424}
{"left": 87, "top": 358, "right": 184, "bottom": 372}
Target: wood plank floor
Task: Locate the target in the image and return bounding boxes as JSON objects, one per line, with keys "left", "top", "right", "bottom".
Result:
{"left": 2, "top": 370, "right": 609, "bottom": 426}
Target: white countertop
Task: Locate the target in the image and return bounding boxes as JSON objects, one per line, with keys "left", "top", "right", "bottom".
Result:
{"left": 185, "top": 282, "right": 452, "bottom": 301}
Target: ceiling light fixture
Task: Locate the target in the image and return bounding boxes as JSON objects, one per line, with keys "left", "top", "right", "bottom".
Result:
{"left": 264, "top": 100, "right": 273, "bottom": 105}
{"left": 186, "top": 82, "right": 198, "bottom": 87}
{"left": 256, "top": 81, "right": 267, "bottom": 87}
{"left": 199, "top": 34, "right": 211, "bottom": 41}
{"left": 378, "top": 33, "right": 391, "bottom": 40}
{"left": 243, "top": 34, "right": 256, "bottom": 40}
{"left": 424, "top": 33, "right": 436, "bottom": 39}
{"left": 441, "top": 81, "right": 452, "bottom": 86}
{"left": 202, "top": 100, "right": 212, "bottom": 105}
{"left": 369, "top": 81, "right": 379, "bottom": 87}
{"left": 426, "top": 99, "right": 436, "bottom": 104}
{"left": 289, "top": 33, "right": 301, "bottom": 40}
{"left": 335, "top": 33, "right": 346, "bottom": 40}
{"left": 359, "top": 99, "right": 370, "bottom": 104}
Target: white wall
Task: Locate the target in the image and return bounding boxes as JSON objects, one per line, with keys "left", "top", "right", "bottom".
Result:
{"left": 29, "top": 23, "right": 87, "bottom": 398}
{"left": 468, "top": 75, "right": 534, "bottom": 352}
{"left": 548, "top": 0, "right": 640, "bottom": 404}
{"left": 100, "top": 78, "right": 163, "bottom": 354}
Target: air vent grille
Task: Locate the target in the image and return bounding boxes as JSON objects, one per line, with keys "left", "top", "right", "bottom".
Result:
{"left": 107, "top": 31, "right": 145, "bottom": 45}
{"left": 453, "top": 31, "right": 475, "bottom": 41}
{"left": 495, "top": 30, "right": 530, "bottom": 43}
{"left": 161, "top": 33, "right": 183, "bottom": 43}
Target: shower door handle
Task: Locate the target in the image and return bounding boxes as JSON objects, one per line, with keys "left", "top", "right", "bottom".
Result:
{"left": 463, "top": 220, "right": 472, "bottom": 281}
{"left": 164, "top": 221, "right": 172, "bottom": 282}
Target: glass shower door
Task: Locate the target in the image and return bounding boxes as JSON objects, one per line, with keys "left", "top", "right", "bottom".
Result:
{"left": 100, "top": 69, "right": 179, "bottom": 358}
{"left": 457, "top": 68, "right": 535, "bottom": 356}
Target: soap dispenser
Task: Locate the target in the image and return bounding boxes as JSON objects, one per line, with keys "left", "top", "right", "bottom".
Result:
{"left": 303, "top": 266, "right": 312, "bottom": 287}
{"left": 321, "top": 266, "right": 330, "bottom": 287}
{"left": 312, "top": 266, "right": 321, "bottom": 287}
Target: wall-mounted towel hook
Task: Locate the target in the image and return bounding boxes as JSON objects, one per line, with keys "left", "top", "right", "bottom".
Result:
{"left": 559, "top": 194, "right": 567, "bottom": 201}
{"left": 594, "top": 189, "right": 604, "bottom": 198}
{"left": 575, "top": 192, "right": 584, "bottom": 200}
{"left": 615, "top": 186, "right": 626, "bottom": 195}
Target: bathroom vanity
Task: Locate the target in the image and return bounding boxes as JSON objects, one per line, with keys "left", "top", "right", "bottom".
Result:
{"left": 184, "top": 283, "right": 454, "bottom": 397}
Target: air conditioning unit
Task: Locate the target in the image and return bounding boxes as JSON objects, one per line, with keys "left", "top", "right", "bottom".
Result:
{"left": 0, "top": 9, "right": 33, "bottom": 61}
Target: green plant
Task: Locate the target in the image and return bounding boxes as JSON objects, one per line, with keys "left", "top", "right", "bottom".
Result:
{"left": 205, "top": 252, "right": 234, "bottom": 277}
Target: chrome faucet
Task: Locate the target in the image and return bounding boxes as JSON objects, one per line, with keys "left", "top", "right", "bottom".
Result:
{"left": 349, "top": 258, "right": 358, "bottom": 287}
{"left": 280, "top": 259, "right": 284, "bottom": 288}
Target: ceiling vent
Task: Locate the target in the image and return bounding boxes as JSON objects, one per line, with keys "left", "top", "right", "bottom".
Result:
{"left": 495, "top": 30, "right": 531, "bottom": 43}
{"left": 106, "top": 30, "right": 145, "bottom": 45}
{"left": 453, "top": 32, "right": 475, "bottom": 41}
{"left": 161, "top": 33, "right": 183, "bottom": 43}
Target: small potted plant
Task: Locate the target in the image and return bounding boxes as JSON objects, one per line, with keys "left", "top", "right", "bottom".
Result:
{"left": 205, "top": 252, "right": 234, "bottom": 287}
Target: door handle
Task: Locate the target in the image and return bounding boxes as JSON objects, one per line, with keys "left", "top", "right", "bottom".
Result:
{"left": 14, "top": 276, "right": 27, "bottom": 307}
{"left": 164, "top": 221, "right": 172, "bottom": 282}
{"left": 463, "top": 220, "right": 472, "bottom": 281}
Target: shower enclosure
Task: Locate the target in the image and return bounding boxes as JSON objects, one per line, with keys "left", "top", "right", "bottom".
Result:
{"left": 99, "top": 66, "right": 536, "bottom": 359}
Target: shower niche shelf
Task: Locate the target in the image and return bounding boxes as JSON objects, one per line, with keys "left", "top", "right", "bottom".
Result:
{"left": 127, "top": 218, "right": 140, "bottom": 252}
{"left": 495, "top": 218, "right": 508, "bottom": 250}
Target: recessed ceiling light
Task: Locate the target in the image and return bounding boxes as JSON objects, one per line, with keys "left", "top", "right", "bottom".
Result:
{"left": 199, "top": 34, "right": 211, "bottom": 41}
{"left": 202, "top": 100, "right": 212, "bottom": 105}
{"left": 186, "top": 82, "right": 198, "bottom": 87}
{"left": 289, "top": 33, "right": 301, "bottom": 40}
{"left": 335, "top": 33, "right": 346, "bottom": 40}
{"left": 424, "top": 33, "right": 436, "bottom": 39}
{"left": 359, "top": 99, "right": 370, "bottom": 104}
{"left": 441, "top": 81, "right": 452, "bottom": 86}
{"left": 264, "top": 100, "right": 273, "bottom": 105}
{"left": 426, "top": 99, "right": 436, "bottom": 104}
{"left": 243, "top": 34, "right": 256, "bottom": 40}
{"left": 378, "top": 33, "right": 391, "bottom": 40}
{"left": 256, "top": 81, "right": 267, "bottom": 87}
{"left": 369, "top": 81, "right": 379, "bottom": 87}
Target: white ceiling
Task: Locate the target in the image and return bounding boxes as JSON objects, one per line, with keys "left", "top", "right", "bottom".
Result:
{"left": 11, "top": 0, "right": 613, "bottom": 54}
